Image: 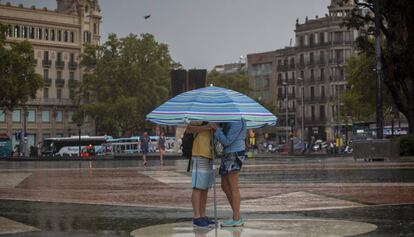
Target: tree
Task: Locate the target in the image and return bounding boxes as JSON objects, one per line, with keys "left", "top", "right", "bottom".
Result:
{"left": 76, "top": 33, "right": 175, "bottom": 136}
{"left": 342, "top": 52, "right": 393, "bottom": 122}
{"left": 344, "top": 0, "right": 414, "bottom": 134}
{"left": 0, "top": 24, "right": 43, "bottom": 110}
{"left": 207, "top": 70, "right": 249, "bottom": 95}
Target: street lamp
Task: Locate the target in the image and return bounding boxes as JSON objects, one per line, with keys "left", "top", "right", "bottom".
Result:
{"left": 77, "top": 123, "right": 81, "bottom": 157}
{"left": 282, "top": 82, "right": 288, "bottom": 145}
{"left": 297, "top": 77, "right": 305, "bottom": 143}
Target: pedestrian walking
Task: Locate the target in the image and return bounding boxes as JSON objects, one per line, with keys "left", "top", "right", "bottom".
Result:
{"left": 140, "top": 131, "right": 150, "bottom": 166}
{"left": 185, "top": 122, "right": 215, "bottom": 228}
{"left": 158, "top": 132, "right": 166, "bottom": 165}
{"left": 213, "top": 120, "right": 247, "bottom": 227}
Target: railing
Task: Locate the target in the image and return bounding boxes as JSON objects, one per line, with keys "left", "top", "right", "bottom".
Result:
{"left": 42, "top": 59, "right": 52, "bottom": 68}
{"left": 55, "top": 60, "right": 65, "bottom": 69}
{"left": 55, "top": 79, "right": 65, "bottom": 87}
{"left": 68, "top": 61, "right": 78, "bottom": 70}
{"left": 44, "top": 78, "right": 52, "bottom": 86}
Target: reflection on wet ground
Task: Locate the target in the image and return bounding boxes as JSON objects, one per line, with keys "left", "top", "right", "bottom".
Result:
{"left": 0, "top": 157, "right": 414, "bottom": 236}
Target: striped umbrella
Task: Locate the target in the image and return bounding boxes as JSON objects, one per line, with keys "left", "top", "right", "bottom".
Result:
{"left": 146, "top": 86, "right": 277, "bottom": 128}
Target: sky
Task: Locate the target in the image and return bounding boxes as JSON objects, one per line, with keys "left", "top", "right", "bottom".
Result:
{"left": 8, "top": 0, "right": 330, "bottom": 69}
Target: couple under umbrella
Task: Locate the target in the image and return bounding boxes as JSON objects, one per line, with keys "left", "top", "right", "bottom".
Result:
{"left": 146, "top": 85, "right": 277, "bottom": 228}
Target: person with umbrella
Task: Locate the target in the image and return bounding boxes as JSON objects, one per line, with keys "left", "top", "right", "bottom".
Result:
{"left": 146, "top": 86, "right": 277, "bottom": 227}
{"left": 213, "top": 120, "right": 247, "bottom": 227}
{"left": 185, "top": 122, "right": 216, "bottom": 228}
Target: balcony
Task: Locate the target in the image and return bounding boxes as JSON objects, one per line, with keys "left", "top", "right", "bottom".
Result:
{"left": 55, "top": 60, "right": 65, "bottom": 69}
{"left": 42, "top": 59, "right": 52, "bottom": 68}
{"left": 277, "top": 64, "right": 288, "bottom": 71}
{"left": 43, "top": 78, "right": 52, "bottom": 86}
{"left": 55, "top": 79, "right": 65, "bottom": 87}
{"left": 68, "top": 61, "right": 78, "bottom": 70}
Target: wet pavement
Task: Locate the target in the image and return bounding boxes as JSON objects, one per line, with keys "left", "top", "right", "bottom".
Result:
{"left": 0, "top": 156, "right": 414, "bottom": 236}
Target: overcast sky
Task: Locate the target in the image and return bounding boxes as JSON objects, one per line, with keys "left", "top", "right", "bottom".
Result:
{"left": 8, "top": 0, "right": 330, "bottom": 69}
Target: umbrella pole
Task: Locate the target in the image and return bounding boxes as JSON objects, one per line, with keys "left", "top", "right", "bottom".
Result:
{"left": 211, "top": 130, "right": 218, "bottom": 228}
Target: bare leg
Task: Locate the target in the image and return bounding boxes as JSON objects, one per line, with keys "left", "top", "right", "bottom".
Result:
{"left": 143, "top": 154, "right": 147, "bottom": 165}
{"left": 227, "top": 171, "right": 241, "bottom": 220}
{"left": 192, "top": 189, "right": 202, "bottom": 218}
{"left": 221, "top": 175, "right": 234, "bottom": 211}
{"left": 199, "top": 189, "right": 208, "bottom": 217}
{"left": 160, "top": 149, "right": 164, "bottom": 165}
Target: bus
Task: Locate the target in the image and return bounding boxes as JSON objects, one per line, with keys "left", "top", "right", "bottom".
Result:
{"left": 105, "top": 136, "right": 176, "bottom": 155}
{"left": 40, "top": 135, "right": 112, "bottom": 157}
{"left": 0, "top": 133, "right": 12, "bottom": 157}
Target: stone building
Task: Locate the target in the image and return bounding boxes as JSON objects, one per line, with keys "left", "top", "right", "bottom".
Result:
{"left": 247, "top": 0, "right": 357, "bottom": 143}
{"left": 0, "top": 0, "right": 101, "bottom": 149}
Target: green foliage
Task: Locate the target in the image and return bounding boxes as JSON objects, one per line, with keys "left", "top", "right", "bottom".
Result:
{"left": 207, "top": 71, "right": 249, "bottom": 95}
{"left": 0, "top": 24, "right": 43, "bottom": 110}
{"left": 344, "top": 0, "right": 414, "bottom": 134}
{"left": 399, "top": 135, "right": 414, "bottom": 156}
{"left": 342, "top": 53, "right": 392, "bottom": 121}
{"left": 76, "top": 33, "right": 175, "bottom": 135}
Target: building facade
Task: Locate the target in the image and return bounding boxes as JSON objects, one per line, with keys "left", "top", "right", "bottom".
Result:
{"left": 247, "top": 0, "right": 357, "bottom": 143}
{"left": 0, "top": 0, "right": 101, "bottom": 150}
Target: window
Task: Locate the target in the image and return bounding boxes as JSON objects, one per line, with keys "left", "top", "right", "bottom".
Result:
{"left": 43, "top": 88, "right": 49, "bottom": 99}
{"left": 277, "top": 73, "right": 282, "bottom": 84}
{"left": 291, "top": 72, "right": 295, "bottom": 83}
{"left": 57, "top": 89, "right": 62, "bottom": 99}
{"left": 309, "top": 34, "right": 314, "bottom": 46}
{"left": 309, "top": 52, "right": 314, "bottom": 65}
{"left": 27, "top": 110, "right": 36, "bottom": 122}
{"left": 58, "top": 30, "right": 62, "bottom": 41}
{"left": 310, "top": 86, "right": 315, "bottom": 99}
{"left": 311, "top": 106, "right": 315, "bottom": 121}
{"left": 70, "top": 53, "right": 75, "bottom": 62}
{"left": 43, "top": 69, "right": 49, "bottom": 80}
{"left": 320, "top": 105, "right": 326, "bottom": 119}
{"left": 12, "top": 110, "right": 21, "bottom": 122}
{"left": 254, "top": 77, "right": 261, "bottom": 91}
{"left": 44, "top": 51, "right": 49, "bottom": 61}
{"left": 320, "top": 68, "right": 325, "bottom": 81}
{"left": 42, "top": 111, "right": 50, "bottom": 122}
{"left": 70, "top": 32, "right": 74, "bottom": 43}
{"left": 50, "top": 29, "right": 55, "bottom": 41}
{"left": 310, "top": 69, "right": 314, "bottom": 81}
{"left": 344, "top": 31, "right": 351, "bottom": 43}
{"left": 29, "top": 27, "right": 35, "bottom": 39}
{"left": 321, "top": 86, "right": 325, "bottom": 98}
{"left": 57, "top": 71, "right": 62, "bottom": 80}
{"left": 70, "top": 71, "right": 75, "bottom": 80}
{"left": 64, "top": 31, "right": 68, "bottom": 42}
{"left": 55, "top": 111, "right": 63, "bottom": 122}
{"left": 22, "top": 26, "right": 27, "bottom": 38}
{"left": 44, "top": 29, "right": 49, "bottom": 40}
{"left": 8, "top": 25, "right": 12, "bottom": 37}
{"left": 93, "top": 23, "right": 97, "bottom": 34}
{"left": 263, "top": 76, "right": 270, "bottom": 90}
{"left": 57, "top": 52, "right": 62, "bottom": 62}
{"left": 68, "top": 111, "right": 74, "bottom": 123}
{"left": 320, "top": 51, "right": 325, "bottom": 64}
{"left": 334, "top": 31, "right": 343, "bottom": 43}
{"left": 14, "top": 25, "right": 20, "bottom": 37}
{"left": 0, "top": 110, "right": 5, "bottom": 122}
{"left": 38, "top": 28, "right": 42, "bottom": 40}
{"left": 319, "top": 32, "right": 324, "bottom": 44}
{"left": 300, "top": 54, "right": 304, "bottom": 66}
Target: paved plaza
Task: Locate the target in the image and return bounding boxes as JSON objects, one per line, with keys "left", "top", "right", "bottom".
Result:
{"left": 0, "top": 156, "right": 414, "bottom": 236}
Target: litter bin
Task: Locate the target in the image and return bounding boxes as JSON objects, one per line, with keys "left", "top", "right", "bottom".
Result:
{"left": 353, "top": 139, "right": 399, "bottom": 162}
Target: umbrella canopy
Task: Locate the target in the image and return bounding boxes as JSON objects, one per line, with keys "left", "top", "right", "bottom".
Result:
{"left": 146, "top": 86, "right": 277, "bottom": 128}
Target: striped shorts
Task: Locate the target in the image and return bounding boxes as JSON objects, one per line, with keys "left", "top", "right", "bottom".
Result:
{"left": 192, "top": 157, "right": 214, "bottom": 190}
